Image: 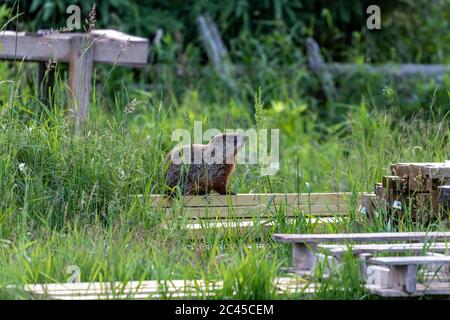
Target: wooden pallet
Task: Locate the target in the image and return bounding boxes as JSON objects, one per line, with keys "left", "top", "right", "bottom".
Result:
{"left": 366, "top": 256, "right": 450, "bottom": 296}
{"left": 367, "top": 162, "right": 450, "bottom": 222}
{"left": 150, "top": 192, "right": 358, "bottom": 218}
{"left": 21, "top": 277, "right": 313, "bottom": 300}
{"left": 366, "top": 282, "right": 450, "bottom": 297}
{"left": 273, "top": 231, "right": 450, "bottom": 297}
{"left": 150, "top": 192, "right": 359, "bottom": 239}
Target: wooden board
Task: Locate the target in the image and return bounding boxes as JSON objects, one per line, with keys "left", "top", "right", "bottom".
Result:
{"left": 167, "top": 204, "right": 349, "bottom": 218}
{"left": 273, "top": 231, "right": 450, "bottom": 244}
{"left": 370, "top": 255, "right": 450, "bottom": 266}
{"left": 366, "top": 282, "right": 450, "bottom": 297}
{"left": 148, "top": 192, "right": 356, "bottom": 208}
{"left": 22, "top": 277, "right": 313, "bottom": 300}
{"left": 0, "top": 30, "right": 148, "bottom": 67}
{"left": 319, "top": 242, "right": 450, "bottom": 255}
{"left": 181, "top": 217, "right": 341, "bottom": 239}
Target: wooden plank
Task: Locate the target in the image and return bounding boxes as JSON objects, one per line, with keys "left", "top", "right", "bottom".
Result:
{"left": 0, "top": 30, "right": 148, "bottom": 66}
{"left": 319, "top": 242, "right": 450, "bottom": 255}
{"left": 0, "top": 31, "right": 72, "bottom": 62}
{"left": 182, "top": 217, "right": 341, "bottom": 239}
{"left": 370, "top": 256, "right": 450, "bottom": 266}
{"left": 273, "top": 231, "right": 450, "bottom": 244}
{"left": 22, "top": 277, "right": 312, "bottom": 300}
{"left": 90, "top": 29, "right": 148, "bottom": 67}
{"left": 171, "top": 204, "right": 348, "bottom": 218}
{"left": 366, "top": 282, "right": 450, "bottom": 297}
{"left": 148, "top": 192, "right": 356, "bottom": 207}
{"left": 327, "top": 63, "right": 450, "bottom": 77}
{"left": 421, "top": 163, "right": 450, "bottom": 180}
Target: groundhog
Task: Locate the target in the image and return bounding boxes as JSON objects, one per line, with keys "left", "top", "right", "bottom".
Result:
{"left": 164, "top": 133, "right": 246, "bottom": 195}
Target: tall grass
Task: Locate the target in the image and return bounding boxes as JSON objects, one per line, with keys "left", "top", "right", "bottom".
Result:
{"left": 0, "top": 59, "right": 449, "bottom": 299}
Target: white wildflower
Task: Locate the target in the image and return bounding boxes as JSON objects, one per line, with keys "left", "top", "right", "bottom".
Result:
{"left": 18, "top": 163, "right": 26, "bottom": 172}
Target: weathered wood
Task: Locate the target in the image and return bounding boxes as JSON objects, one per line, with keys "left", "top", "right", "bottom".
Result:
{"left": 273, "top": 231, "right": 450, "bottom": 244}
{"left": 438, "top": 185, "right": 450, "bottom": 203}
{"left": 0, "top": 29, "right": 148, "bottom": 122}
{"left": 149, "top": 192, "right": 356, "bottom": 207}
{"left": 169, "top": 204, "right": 348, "bottom": 218}
{"left": 21, "top": 277, "right": 312, "bottom": 300}
{"left": 327, "top": 63, "right": 450, "bottom": 78}
{"left": 0, "top": 30, "right": 148, "bottom": 66}
{"left": 292, "top": 243, "right": 317, "bottom": 271}
{"left": 319, "top": 242, "right": 450, "bottom": 256}
{"left": 366, "top": 266, "right": 390, "bottom": 287}
{"left": 387, "top": 265, "right": 417, "bottom": 293}
{"left": 182, "top": 217, "right": 339, "bottom": 239}
{"left": 68, "top": 35, "right": 93, "bottom": 122}
{"left": 360, "top": 193, "right": 376, "bottom": 219}
{"left": 306, "top": 37, "right": 337, "bottom": 105}
{"left": 358, "top": 253, "right": 373, "bottom": 281}
{"left": 370, "top": 255, "right": 450, "bottom": 266}
{"left": 197, "top": 14, "right": 235, "bottom": 89}
{"left": 366, "top": 282, "right": 450, "bottom": 297}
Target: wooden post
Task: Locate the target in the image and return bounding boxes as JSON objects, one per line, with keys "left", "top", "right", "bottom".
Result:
{"left": 361, "top": 193, "right": 376, "bottom": 220}
{"left": 358, "top": 253, "right": 372, "bottom": 281}
{"left": 68, "top": 35, "right": 94, "bottom": 122}
{"left": 292, "top": 243, "right": 316, "bottom": 271}
{"left": 306, "top": 37, "right": 338, "bottom": 110}
{"left": 387, "top": 265, "right": 417, "bottom": 293}
{"left": 197, "top": 14, "right": 236, "bottom": 90}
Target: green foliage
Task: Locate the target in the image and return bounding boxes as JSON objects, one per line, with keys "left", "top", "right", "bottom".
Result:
{"left": 0, "top": 0, "right": 450, "bottom": 300}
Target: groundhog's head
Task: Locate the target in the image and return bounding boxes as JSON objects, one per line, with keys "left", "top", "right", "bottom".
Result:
{"left": 208, "top": 133, "right": 246, "bottom": 164}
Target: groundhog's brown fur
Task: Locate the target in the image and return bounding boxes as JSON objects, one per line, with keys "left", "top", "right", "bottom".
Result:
{"left": 164, "top": 133, "right": 246, "bottom": 195}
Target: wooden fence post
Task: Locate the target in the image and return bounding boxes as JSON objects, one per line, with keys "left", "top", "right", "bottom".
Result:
{"left": 68, "top": 35, "right": 94, "bottom": 123}
{"left": 197, "top": 14, "right": 236, "bottom": 90}
{"left": 306, "top": 37, "right": 338, "bottom": 117}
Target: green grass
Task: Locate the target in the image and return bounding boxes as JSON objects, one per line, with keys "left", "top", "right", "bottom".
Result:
{"left": 0, "top": 59, "right": 449, "bottom": 300}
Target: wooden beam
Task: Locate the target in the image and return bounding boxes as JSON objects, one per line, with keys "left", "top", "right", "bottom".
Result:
{"left": 167, "top": 204, "right": 349, "bottom": 218}
{"left": 319, "top": 242, "right": 450, "bottom": 255}
{"left": 21, "top": 277, "right": 312, "bottom": 300}
{"left": 273, "top": 231, "right": 450, "bottom": 244}
{"left": 148, "top": 192, "right": 357, "bottom": 207}
{"left": 327, "top": 63, "right": 450, "bottom": 78}
{"left": 0, "top": 30, "right": 148, "bottom": 66}
{"left": 369, "top": 255, "right": 450, "bottom": 266}
{"left": 366, "top": 282, "right": 450, "bottom": 297}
